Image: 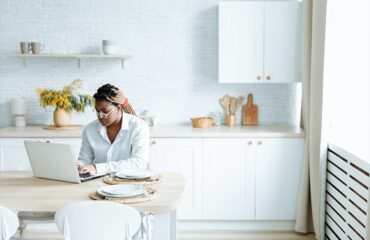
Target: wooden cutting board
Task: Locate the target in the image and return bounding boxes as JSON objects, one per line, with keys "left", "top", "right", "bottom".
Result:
{"left": 242, "top": 94, "right": 258, "bottom": 126}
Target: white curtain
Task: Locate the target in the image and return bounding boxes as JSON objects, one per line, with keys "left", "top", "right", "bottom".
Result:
{"left": 295, "top": 0, "right": 328, "bottom": 239}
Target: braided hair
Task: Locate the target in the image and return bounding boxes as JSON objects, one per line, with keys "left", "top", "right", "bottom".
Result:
{"left": 93, "top": 84, "right": 136, "bottom": 115}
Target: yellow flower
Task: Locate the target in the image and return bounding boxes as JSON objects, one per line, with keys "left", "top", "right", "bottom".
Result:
{"left": 35, "top": 79, "right": 93, "bottom": 112}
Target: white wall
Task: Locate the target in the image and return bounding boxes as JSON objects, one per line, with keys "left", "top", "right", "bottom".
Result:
{"left": 0, "top": 0, "right": 301, "bottom": 127}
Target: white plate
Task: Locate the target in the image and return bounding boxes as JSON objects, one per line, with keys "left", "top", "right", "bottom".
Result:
{"left": 115, "top": 169, "right": 156, "bottom": 179}
{"left": 97, "top": 188, "right": 146, "bottom": 198}
{"left": 98, "top": 185, "right": 145, "bottom": 198}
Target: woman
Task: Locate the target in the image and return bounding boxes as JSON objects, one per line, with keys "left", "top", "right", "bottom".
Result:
{"left": 77, "top": 84, "right": 149, "bottom": 174}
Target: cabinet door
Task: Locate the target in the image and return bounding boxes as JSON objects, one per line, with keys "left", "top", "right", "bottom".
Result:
{"left": 219, "top": 2, "right": 264, "bottom": 83}
{"left": 264, "top": 2, "right": 302, "bottom": 83}
{"left": 255, "top": 138, "right": 304, "bottom": 220}
{"left": 0, "top": 138, "right": 82, "bottom": 171}
{"left": 0, "top": 139, "right": 32, "bottom": 170}
{"left": 203, "top": 138, "right": 255, "bottom": 219}
{"left": 149, "top": 138, "right": 203, "bottom": 220}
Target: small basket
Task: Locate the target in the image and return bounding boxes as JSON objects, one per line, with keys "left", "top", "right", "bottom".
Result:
{"left": 191, "top": 117, "right": 214, "bottom": 128}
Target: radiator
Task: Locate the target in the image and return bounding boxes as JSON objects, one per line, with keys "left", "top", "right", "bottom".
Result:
{"left": 325, "top": 144, "right": 370, "bottom": 240}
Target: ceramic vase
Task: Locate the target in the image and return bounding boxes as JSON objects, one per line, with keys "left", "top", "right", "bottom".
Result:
{"left": 53, "top": 109, "right": 71, "bottom": 127}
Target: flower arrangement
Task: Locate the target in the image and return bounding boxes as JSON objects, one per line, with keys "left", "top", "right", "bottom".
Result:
{"left": 36, "top": 79, "right": 94, "bottom": 112}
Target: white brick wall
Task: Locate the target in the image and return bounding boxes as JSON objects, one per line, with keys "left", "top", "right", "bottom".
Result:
{"left": 0, "top": 0, "right": 301, "bottom": 127}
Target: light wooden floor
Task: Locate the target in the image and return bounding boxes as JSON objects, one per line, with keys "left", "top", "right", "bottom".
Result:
{"left": 180, "top": 231, "right": 316, "bottom": 240}
{"left": 13, "top": 229, "right": 316, "bottom": 240}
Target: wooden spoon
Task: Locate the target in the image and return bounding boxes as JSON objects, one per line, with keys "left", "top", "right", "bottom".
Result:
{"left": 230, "top": 97, "right": 237, "bottom": 115}
{"left": 223, "top": 95, "right": 231, "bottom": 115}
{"left": 219, "top": 98, "right": 227, "bottom": 114}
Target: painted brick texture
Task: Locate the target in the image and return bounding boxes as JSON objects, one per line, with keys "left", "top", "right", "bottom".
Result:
{"left": 0, "top": 0, "right": 301, "bottom": 127}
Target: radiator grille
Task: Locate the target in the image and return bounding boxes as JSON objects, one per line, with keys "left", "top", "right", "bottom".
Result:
{"left": 325, "top": 144, "right": 369, "bottom": 240}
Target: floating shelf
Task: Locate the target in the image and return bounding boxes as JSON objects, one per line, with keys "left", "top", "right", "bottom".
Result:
{"left": 13, "top": 54, "right": 133, "bottom": 69}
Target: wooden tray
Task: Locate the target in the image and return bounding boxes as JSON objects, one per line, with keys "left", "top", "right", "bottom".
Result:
{"left": 90, "top": 187, "right": 158, "bottom": 204}
{"left": 42, "top": 124, "right": 83, "bottom": 130}
{"left": 103, "top": 174, "right": 164, "bottom": 186}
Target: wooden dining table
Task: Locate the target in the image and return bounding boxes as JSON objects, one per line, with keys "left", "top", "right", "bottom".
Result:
{"left": 0, "top": 171, "right": 185, "bottom": 240}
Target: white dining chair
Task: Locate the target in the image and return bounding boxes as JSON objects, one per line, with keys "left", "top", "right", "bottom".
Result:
{"left": 0, "top": 206, "right": 19, "bottom": 240}
{"left": 55, "top": 201, "right": 141, "bottom": 240}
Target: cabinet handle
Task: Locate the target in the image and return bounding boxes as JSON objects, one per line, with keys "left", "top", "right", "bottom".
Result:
{"left": 257, "top": 140, "right": 263, "bottom": 145}
{"left": 150, "top": 140, "right": 157, "bottom": 145}
{"left": 247, "top": 141, "right": 253, "bottom": 145}
{"left": 266, "top": 76, "right": 271, "bottom": 81}
{"left": 256, "top": 76, "right": 261, "bottom": 80}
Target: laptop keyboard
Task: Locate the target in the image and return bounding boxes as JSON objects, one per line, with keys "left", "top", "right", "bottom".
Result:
{"left": 79, "top": 173, "right": 91, "bottom": 178}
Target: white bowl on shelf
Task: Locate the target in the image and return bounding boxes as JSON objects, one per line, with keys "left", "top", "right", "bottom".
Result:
{"left": 102, "top": 40, "right": 118, "bottom": 55}
{"left": 102, "top": 45, "right": 118, "bottom": 55}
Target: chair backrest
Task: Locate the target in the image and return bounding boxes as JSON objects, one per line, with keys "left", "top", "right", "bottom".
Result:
{"left": 55, "top": 201, "right": 141, "bottom": 240}
{"left": 0, "top": 206, "right": 19, "bottom": 240}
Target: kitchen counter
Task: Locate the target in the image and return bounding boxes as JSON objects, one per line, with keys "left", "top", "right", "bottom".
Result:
{"left": 0, "top": 124, "right": 305, "bottom": 138}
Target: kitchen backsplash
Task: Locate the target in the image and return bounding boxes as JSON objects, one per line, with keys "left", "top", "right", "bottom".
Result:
{"left": 0, "top": 0, "right": 301, "bottom": 127}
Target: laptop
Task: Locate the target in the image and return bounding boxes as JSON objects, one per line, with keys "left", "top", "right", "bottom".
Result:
{"left": 24, "top": 141, "right": 105, "bottom": 183}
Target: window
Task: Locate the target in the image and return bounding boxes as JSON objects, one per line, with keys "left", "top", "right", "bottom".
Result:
{"left": 324, "top": 0, "right": 370, "bottom": 161}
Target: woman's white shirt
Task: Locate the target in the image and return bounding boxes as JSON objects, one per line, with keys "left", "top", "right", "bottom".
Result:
{"left": 78, "top": 112, "right": 150, "bottom": 174}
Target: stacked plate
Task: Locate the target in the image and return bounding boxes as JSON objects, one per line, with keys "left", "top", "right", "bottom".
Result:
{"left": 98, "top": 185, "right": 146, "bottom": 198}
{"left": 115, "top": 169, "right": 157, "bottom": 180}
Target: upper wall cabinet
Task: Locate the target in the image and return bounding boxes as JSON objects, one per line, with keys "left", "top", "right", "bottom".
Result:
{"left": 219, "top": 1, "right": 302, "bottom": 83}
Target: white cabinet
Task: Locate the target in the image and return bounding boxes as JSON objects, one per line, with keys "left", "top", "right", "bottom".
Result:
{"left": 264, "top": 2, "right": 302, "bottom": 83}
{"left": 219, "top": 1, "right": 302, "bottom": 83}
{"left": 255, "top": 138, "right": 304, "bottom": 220}
{"left": 203, "top": 137, "right": 304, "bottom": 220}
{"left": 0, "top": 139, "right": 31, "bottom": 170}
{"left": 149, "top": 138, "right": 203, "bottom": 220}
{"left": 0, "top": 135, "right": 304, "bottom": 223}
{"left": 0, "top": 138, "right": 82, "bottom": 171}
{"left": 203, "top": 138, "right": 255, "bottom": 219}
{"left": 219, "top": 2, "right": 264, "bottom": 84}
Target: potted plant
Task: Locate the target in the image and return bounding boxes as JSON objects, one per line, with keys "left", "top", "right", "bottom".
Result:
{"left": 36, "top": 79, "right": 94, "bottom": 127}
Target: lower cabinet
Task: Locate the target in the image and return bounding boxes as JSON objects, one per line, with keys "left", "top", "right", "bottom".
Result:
{"left": 0, "top": 138, "right": 82, "bottom": 171}
{"left": 0, "top": 136, "right": 304, "bottom": 222}
{"left": 203, "top": 138, "right": 304, "bottom": 220}
{"left": 149, "top": 138, "right": 203, "bottom": 220}
{"left": 0, "top": 139, "right": 32, "bottom": 171}
{"left": 255, "top": 138, "right": 304, "bottom": 220}
{"left": 203, "top": 138, "right": 255, "bottom": 219}
{"left": 149, "top": 137, "right": 304, "bottom": 221}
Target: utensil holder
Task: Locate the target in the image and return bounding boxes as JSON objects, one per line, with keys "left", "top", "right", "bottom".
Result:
{"left": 225, "top": 115, "right": 236, "bottom": 127}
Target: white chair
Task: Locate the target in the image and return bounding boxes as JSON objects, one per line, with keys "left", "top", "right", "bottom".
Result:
{"left": 55, "top": 201, "right": 141, "bottom": 240}
{"left": 0, "top": 206, "right": 19, "bottom": 240}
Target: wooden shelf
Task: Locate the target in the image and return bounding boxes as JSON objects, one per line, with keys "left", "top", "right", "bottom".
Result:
{"left": 12, "top": 53, "right": 132, "bottom": 68}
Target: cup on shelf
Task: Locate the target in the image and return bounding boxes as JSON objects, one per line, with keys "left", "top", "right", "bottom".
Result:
{"left": 102, "top": 40, "right": 118, "bottom": 55}
{"left": 20, "top": 42, "right": 31, "bottom": 54}
{"left": 225, "top": 114, "right": 236, "bottom": 127}
{"left": 31, "top": 42, "right": 44, "bottom": 54}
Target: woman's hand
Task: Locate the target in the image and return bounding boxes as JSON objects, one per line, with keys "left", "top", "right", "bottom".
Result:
{"left": 77, "top": 163, "right": 97, "bottom": 174}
